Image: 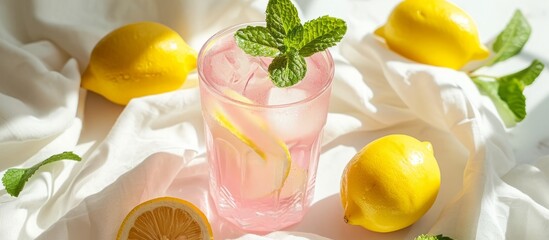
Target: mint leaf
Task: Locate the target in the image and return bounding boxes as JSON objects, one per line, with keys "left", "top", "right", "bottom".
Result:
{"left": 2, "top": 170, "right": 25, "bottom": 197}
{"left": 2, "top": 151, "right": 81, "bottom": 197}
{"left": 414, "top": 234, "right": 454, "bottom": 240}
{"left": 269, "top": 50, "right": 306, "bottom": 87}
{"left": 266, "top": 0, "right": 301, "bottom": 46}
{"left": 298, "top": 16, "right": 347, "bottom": 57}
{"left": 473, "top": 59, "right": 544, "bottom": 127}
{"left": 235, "top": 26, "right": 280, "bottom": 57}
{"left": 498, "top": 59, "right": 544, "bottom": 86}
{"left": 285, "top": 24, "right": 304, "bottom": 50}
{"left": 234, "top": 0, "right": 346, "bottom": 87}
{"left": 498, "top": 77, "right": 527, "bottom": 121}
{"left": 469, "top": 10, "right": 541, "bottom": 127}
{"left": 488, "top": 10, "right": 531, "bottom": 66}
{"left": 472, "top": 76, "right": 522, "bottom": 127}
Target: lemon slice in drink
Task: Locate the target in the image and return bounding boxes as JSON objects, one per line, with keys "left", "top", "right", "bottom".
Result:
{"left": 213, "top": 89, "right": 291, "bottom": 199}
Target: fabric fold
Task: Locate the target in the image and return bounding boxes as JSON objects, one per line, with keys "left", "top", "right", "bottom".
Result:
{"left": 2, "top": 0, "right": 549, "bottom": 239}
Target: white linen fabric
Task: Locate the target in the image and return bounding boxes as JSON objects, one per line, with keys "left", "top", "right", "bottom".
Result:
{"left": 1, "top": 0, "right": 549, "bottom": 239}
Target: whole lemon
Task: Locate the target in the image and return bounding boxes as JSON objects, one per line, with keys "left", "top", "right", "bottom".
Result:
{"left": 375, "top": 0, "right": 489, "bottom": 69}
{"left": 81, "top": 22, "right": 197, "bottom": 105}
{"left": 340, "top": 134, "right": 441, "bottom": 233}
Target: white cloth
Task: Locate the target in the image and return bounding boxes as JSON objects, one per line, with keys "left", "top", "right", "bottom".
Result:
{"left": 1, "top": 0, "right": 549, "bottom": 239}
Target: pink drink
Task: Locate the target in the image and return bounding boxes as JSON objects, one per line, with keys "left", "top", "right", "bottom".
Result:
{"left": 197, "top": 23, "right": 334, "bottom": 231}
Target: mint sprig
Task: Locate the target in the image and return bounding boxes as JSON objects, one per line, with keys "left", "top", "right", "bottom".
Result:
{"left": 470, "top": 10, "right": 544, "bottom": 127}
{"left": 235, "top": 0, "right": 347, "bottom": 87}
{"left": 2, "top": 151, "right": 81, "bottom": 197}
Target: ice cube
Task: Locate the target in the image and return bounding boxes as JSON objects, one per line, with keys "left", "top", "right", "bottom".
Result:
{"left": 266, "top": 106, "right": 324, "bottom": 143}
{"left": 264, "top": 88, "right": 317, "bottom": 142}
{"left": 265, "top": 86, "right": 331, "bottom": 142}
{"left": 267, "top": 88, "right": 309, "bottom": 106}
{"left": 205, "top": 37, "right": 255, "bottom": 92}
{"left": 240, "top": 57, "right": 272, "bottom": 104}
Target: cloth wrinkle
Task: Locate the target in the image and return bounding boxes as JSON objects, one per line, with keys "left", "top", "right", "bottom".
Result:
{"left": 1, "top": 0, "right": 549, "bottom": 239}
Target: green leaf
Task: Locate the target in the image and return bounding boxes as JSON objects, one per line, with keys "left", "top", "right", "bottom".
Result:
{"left": 488, "top": 10, "right": 531, "bottom": 66}
{"left": 2, "top": 151, "right": 81, "bottom": 197}
{"left": 298, "top": 16, "right": 347, "bottom": 57}
{"left": 484, "top": 60, "right": 545, "bottom": 125}
{"left": 469, "top": 10, "right": 540, "bottom": 127}
{"left": 235, "top": 26, "right": 280, "bottom": 57}
{"left": 498, "top": 78, "right": 527, "bottom": 121}
{"left": 498, "top": 59, "right": 544, "bottom": 86}
{"left": 285, "top": 24, "right": 304, "bottom": 50}
{"left": 472, "top": 76, "right": 523, "bottom": 127}
{"left": 2, "top": 169, "right": 25, "bottom": 197}
{"left": 414, "top": 234, "right": 454, "bottom": 240}
{"left": 266, "top": 0, "right": 301, "bottom": 46}
{"left": 268, "top": 50, "right": 306, "bottom": 87}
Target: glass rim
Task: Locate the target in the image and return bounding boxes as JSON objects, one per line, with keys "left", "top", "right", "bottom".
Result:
{"left": 197, "top": 22, "right": 335, "bottom": 109}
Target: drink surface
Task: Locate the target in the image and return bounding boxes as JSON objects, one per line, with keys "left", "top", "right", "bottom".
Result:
{"left": 200, "top": 31, "right": 331, "bottom": 106}
{"left": 198, "top": 25, "right": 333, "bottom": 231}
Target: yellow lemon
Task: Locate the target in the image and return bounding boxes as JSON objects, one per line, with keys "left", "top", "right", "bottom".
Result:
{"left": 117, "top": 196, "right": 213, "bottom": 240}
{"left": 82, "top": 21, "right": 197, "bottom": 105}
{"left": 375, "top": 0, "right": 489, "bottom": 69}
{"left": 340, "top": 134, "right": 441, "bottom": 233}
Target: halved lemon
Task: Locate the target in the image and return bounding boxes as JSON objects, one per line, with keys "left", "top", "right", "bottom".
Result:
{"left": 116, "top": 197, "right": 213, "bottom": 240}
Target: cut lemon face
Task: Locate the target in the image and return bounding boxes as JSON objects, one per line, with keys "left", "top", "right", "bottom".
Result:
{"left": 116, "top": 197, "right": 213, "bottom": 240}
{"left": 212, "top": 89, "right": 291, "bottom": 199}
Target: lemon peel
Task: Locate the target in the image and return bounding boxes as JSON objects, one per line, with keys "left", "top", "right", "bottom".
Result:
{"left": 341, "top": 134, "right": 441, "bottom": 233}
{"left": 375, "top": 0, "right": 489, "bottom": 69}
{"left": 82, "top": 21, "right": 197, "bottom": 105}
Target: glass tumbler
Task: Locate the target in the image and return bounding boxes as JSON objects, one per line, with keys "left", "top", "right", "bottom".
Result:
{"left": 197, "top": 23, "right": 334, "bottom": 232}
